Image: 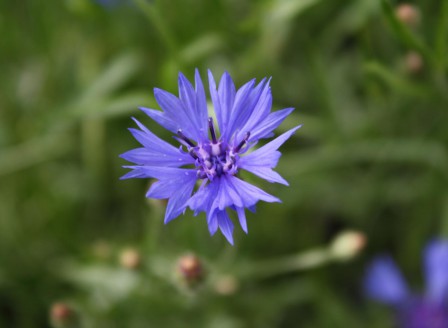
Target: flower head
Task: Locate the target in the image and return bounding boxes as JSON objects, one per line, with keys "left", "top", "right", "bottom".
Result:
{"left": 120, "top": 70, "right": 300, "bottom": 244}
{"left": 364, "top": 239, "right": 448, "bottom": 328}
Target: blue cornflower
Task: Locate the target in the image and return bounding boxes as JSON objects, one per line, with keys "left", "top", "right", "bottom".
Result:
{"left": 364, "top": 240, "right": 448, "bottom": 328}
{"left": 120, "top": 70, "right": 300, "bottom": 244}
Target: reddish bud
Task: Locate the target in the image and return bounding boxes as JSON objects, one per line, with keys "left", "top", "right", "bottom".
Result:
{"left": 50, "top": 302, "right": 79, "bottom": 328}
{"left": 395, "top": 4, "right": 420, "bottom": 27}
{"left": 177, "top": 254, "right": 205, "bottom": 288}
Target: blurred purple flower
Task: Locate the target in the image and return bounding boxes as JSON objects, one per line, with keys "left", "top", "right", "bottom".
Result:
{"left": 120, "top": 70, "right": 300, "bottom": 244}
{"left": 364, "top": 240, "right": 448, "bottom": 328}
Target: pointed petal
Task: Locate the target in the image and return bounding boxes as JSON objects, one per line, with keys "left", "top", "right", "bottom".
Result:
{"left": 153, "top": 88, "right": 200, "bottom": 140}
{"left": 207, "top": 212, "right": 219, "bottom": 236}
{"left": 250, "top": 107, "right": 295, "bottom": 141}
{"left": 222, "top": 78, "right": 256, "bottom": 140}
{"left": 213, "top": 176, "right": 244, "bottom": 211}
{"left": 235, "top": 79, "right": 272, "bottom": 142}
{"left": 139, "top": 107, "right": 178, "bottom": 134}
{"left": 236, "top": 207, "right": 248, "bottom": 234}
{"left": 194, "top": 69, "right": 209, "bottom": 135}
{"left": 178, "top": 72, "right": 207, "bottom": 140}
{"left": 217, "top": 71, "right": 236, "bottom": 133}
{"left": 240, "top": 125, "right": 301, "bottom": 168}
{"left": 208, "top": 70, "right": 223, "bottom": 132}
{"left": 227, "top": 79, "right": 269, "bottom": 143}
{"left": 217, "top": 210, "right": 234, "bottom": 245}
{"left": 242, "top": 166, "right": 289, "bottom": 185}
{"left": 364, "top": 256, "right": 409, "bottom": 305}
{"left": 121, "top": 166, "right": 196, "bottom": 180}
{"left": 164, "top": 178, "right": 197, "bottom": 223}
{"left": 228, "top": 176, "right": 281, "bottom": 207}
{"left": 187, "top": 180, "right": 220, "bottom": 217}
{"left": 129, "top": 117, "right": 181, "bottom": 154}
{"left": 424, "top": 239, "right": 448, "bottom": 302}
{"left": 120, "top": 147, "right": 193, "bottom": 167}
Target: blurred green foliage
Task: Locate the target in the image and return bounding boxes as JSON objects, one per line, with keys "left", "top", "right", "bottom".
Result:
{"left": 0, "top": 0, "right": 447, "bottom": 327}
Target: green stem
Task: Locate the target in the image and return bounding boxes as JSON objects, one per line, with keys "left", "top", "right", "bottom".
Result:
{"left": 238, "top": 248, "right": 333, "bottom": 280}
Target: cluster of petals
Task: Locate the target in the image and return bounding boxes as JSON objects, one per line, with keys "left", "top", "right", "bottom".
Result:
{"left": 121, "top": 69, "right": 300, "bottom": 244}
{"left": 364, "top": 239, "right": 448, "bottom": 328}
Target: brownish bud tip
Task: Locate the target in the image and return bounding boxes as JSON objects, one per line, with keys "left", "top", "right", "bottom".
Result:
{"left": 50, "top": 302, "right": 79, "bottom": 328}
{"left": 177, "top": 254, "right": 205, "bottom": 288}
{"left": 395, "top": 4, "right": 420, "bottom": 27}
{"left": 330, "top": 231, "right": 367, "bottom": 261}
{"left": 404, "top": 51, "right": 423, "bottom": 74}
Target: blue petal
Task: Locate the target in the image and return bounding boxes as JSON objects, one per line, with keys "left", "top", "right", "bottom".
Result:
{"left": 178, "top": 72, "right": 208, "bottom": 141}
{"left": 123, "top": 118, "right": 193, "bottom": 167}
{"left": 139, "top": 107, "right": 178, "bottom": 134}
{"left": 120, "top": 144, "right": 193, "bottom": 167}
{"left": 217, "top": 210, "right": 234, "bottom": 245}
{"left": 207, "top": 70, "right": 223, "bottom": 134}
{"left": 240, "top": 125, "right": 301, "bottom": 170}
{"left": 208, "top": 70, "right": 236, "bottom": 137}
{"left": 217, "top": 71, "right": 236, "bottom": 134}
{"left": 222, "top": 78, "right": 256, "bottom": 141}
{"left": 153, "top": 88, "right": 200, "bottom": 140}
{"left": 250, "top": 107, "right": 295, "bottom": 141}
{"left": 207, "top": 211, "right": 219, "bottom": 236}
{"left": 225, "top": 78, "right": 266, "bottom": 142}
{"left": 129, "top": 117, "right": 170, "bottom": 151}
{"left": 194, "top": 69, "right": 209, "bottom": 138}
{"left": 163, "top": 179, "right": 197, "bottom": 223}
{"left": 242, "top": 166, "right": 289, "bottom": 185}
{"left": 424, "top": 239, "right": 448, "bottom": 303}
{"left": 214, "top": 176, "right": 244, "bottom": 210}
{"left": 236, "top": 207, "right": 248, "bottom": 234}
{"left": 227, "top": 176, "right": 281, "bottom": 207}
{"left": 187, "top": 180, "right": 220, "bottom": 218}
{"left": 235, "top": 79, "right": 272, "bottom": 142}
{"left": 121, "top": 166, "right": 197, "bottom": 223}
{"left": 364, "top": 256, "right": 409, "bottom": 305}
{"left": 120, "top": 166, "right": 195, "bottom": 180}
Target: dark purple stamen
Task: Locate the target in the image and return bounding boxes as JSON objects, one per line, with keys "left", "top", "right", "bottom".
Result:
{"left": 177, "top": 129, "right": 196, "bottom": 147}
{"left": 235, "top": 132, "right": 250, "bottom": 152}
{"left": 208, "top": 117, "right": 217, "bottom": 143}
{"left": 189, "top": 149, "right": 198, "bottom": 160}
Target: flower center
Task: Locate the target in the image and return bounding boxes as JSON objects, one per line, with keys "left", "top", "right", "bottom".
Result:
{"left": 177, "top": 117, "right": 250, "bottom": 181}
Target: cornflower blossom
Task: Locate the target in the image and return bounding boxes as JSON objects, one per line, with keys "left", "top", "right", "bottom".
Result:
{"left": 120, "top": 70, "right": 300, "bottom": 244}
{"left": 364, "top": 240, "right": 448, "bottom": 328}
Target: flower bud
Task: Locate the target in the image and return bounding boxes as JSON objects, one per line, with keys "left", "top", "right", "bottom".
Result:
{"left": 177, "top": 254, "right": 205, "bottom": 288}
{"left": 119, "top": 248, "right": 141, "bottom": 270}
{"left": 50, "top": 302, "right": 79, "bottom": 328}
{"left": 404, "top": 51, "right": 423, "bottom": 74}
{"left": 330, "top": 231, "right": 366, "bottom": 261}
{"left": 395, "top": 4, "right": 420, "bottom": 28}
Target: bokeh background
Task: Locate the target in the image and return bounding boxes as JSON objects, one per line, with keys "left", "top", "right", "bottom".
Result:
{"left": 1, "top": 0, "right": 447, "bottom": 327}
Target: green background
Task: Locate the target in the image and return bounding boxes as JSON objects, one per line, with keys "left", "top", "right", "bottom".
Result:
{"left": 0, "top": 0, "right": 447, "bottom": 327}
